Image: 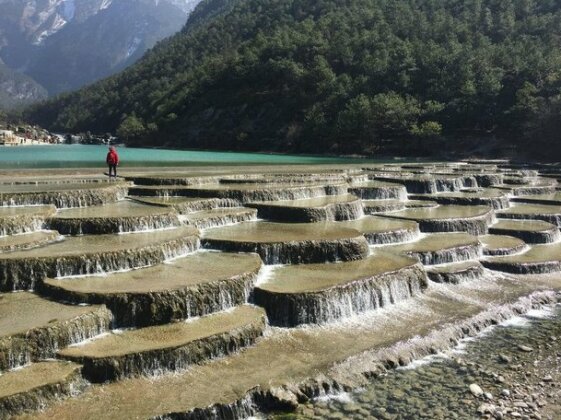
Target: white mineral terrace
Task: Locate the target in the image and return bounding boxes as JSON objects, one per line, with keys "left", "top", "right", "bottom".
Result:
{"left": 0, "top": 161, "right": 560, "bottom": 419}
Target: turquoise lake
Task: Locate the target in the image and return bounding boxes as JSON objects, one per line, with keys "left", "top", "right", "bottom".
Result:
{"left": 0, "top": 145, "right": 399, "bottom": 168}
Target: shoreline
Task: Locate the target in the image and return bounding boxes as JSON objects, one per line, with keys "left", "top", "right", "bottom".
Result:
{"left": 295, "top": 301, "right": 561, "bottom": 420}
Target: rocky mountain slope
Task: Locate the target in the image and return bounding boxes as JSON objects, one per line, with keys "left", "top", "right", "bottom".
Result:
{"left": 0, "top": 59, "right": 47, "bottom": 109}
{"left": 0, "top": 0, "right": 199, "bottom": 108}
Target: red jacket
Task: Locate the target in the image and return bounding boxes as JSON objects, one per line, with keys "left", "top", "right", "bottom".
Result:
{"left": 106, "top": 149, "right": 119, "bottom": 165}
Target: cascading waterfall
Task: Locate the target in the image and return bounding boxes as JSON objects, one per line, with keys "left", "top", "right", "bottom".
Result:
{"left": 0, "top": 236, "right": 200, "bottom": 291}
{"left": 70, "top": 318, "right": 267, "bottom": 382}
{"left": 364, "top": 227, "right": 420, "bottom": 245}
{"left": 416, "top": 213, "right": 493, "bottom": 235}
{"left": 41, "top": 268, "right": 258, "bottom": 328}
{"left": 460, "top": 176, "right": 478, "bottom": 188}
{"left": 346, "top": 174, "right": 370, "bottom": 184}
{"left": 431, "top": 194, "right": 510, "bottom": 210}
{"left": 47, "top": 213, "right": 181, "bottom": 235}
{"left": 0, "top": 366, "right": 87, "bottom": 418}
{"left": 3, "top": 162, "right": 561, "bottom": 419}
{"left": 129, "top": 176, "right": 222, "bottom": 186}
{"left": 116, "top": 214, "right": 181, "bottom": 233}
{"left": 329, "top": 201, "right": 364, "bottom": 221}
{"left": 251, "top": 199, "right": 364, "bottom": 223}
{"left": 1, "top": 345, "right": 30, "bottom": 373}
{"left": 174, "top": 198, "right": 241, "bottom": 213}
{"left": 434, "top": 177, "right": 466, "bottom": 192}
{"left": 203, "top": 237, "right": 369, "bottom": 265}
{"left": 473, "top": 173, "right": 504, "bottom": 187}
{"left": 254, "top": 265, "right": 427, "bottom": 326}
{"left": 0, "top": 216, "right": 47, "bottom": 236}
{"left": 131, "top": 185, "right": 349, "bottom": 204}
{"left": 482, "top": 258, "right": 561, "bottom": 275}
{"left": 0, "top": 307, "right": 113, "bottom": 372}
{"left": 154, "top": 394, "right": 258, "bottom": 420}
{"left": 232, "top": 185, "right": 348, "bottom": 203}
{"left": 275, "top": 291, "right": 561, "bottom": 411}
{"left": 510, "top": 185, "right": 557, "bottom": 196}
{"left": 348, "top": 185, "right": 408, "bottom": 200}
{"left": 406, "top": 243, "right": 482, "bottom": 265}
{"left": 183, "top": 209, "right": 257, "bottom": 230}
{"left": 368, "top": 291, "right": 559, "bottom": 369}
{"left": 29, "top": 309, "right": 114, "bottom": 361}
{"left": 427, "top": 262, "right": 485, "bottom": 284}
{"left": 0, "top": 186, "right": 127, "bottom": 208}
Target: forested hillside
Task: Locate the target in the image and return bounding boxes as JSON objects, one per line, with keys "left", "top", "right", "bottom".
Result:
{"left": 26, "top": 0, "right": 561, "bottom": 159}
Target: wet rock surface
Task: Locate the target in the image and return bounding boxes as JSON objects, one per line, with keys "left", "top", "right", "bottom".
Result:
{"left": 0, "top": 231, "right": 61, "bottom": 252}
{"left": 293, "top": 305, "right": 561, "bottom": 420}
{"left": 480, "top": 234, "right": 528, "bottom": 256}
{"left": 2, "top": 162, "right": 561, "bottom": 418}
{"left": 336, "top": 216, "right": 420, "bottom": 245}
{"left": 386, "top": 232, "right": 482, "bottom": 265}
{"left": 383, "top": 205, "right": 495, "bottom": 235}
{"left": 0, "top": 361, "right": 84, "bottom": 418}
{"left": 0, "top": 226, "right": 200, "bottom": 291}
{"left": 254, "top": 253, "right": 427, "bottom": 326}
{"left": 0, "top": 182, "right": 128, "bottom": 208}
{"left": 248, "top": 194, "right": 364, "bottom": 222}
{"left": 202, "top": 221, "right": 370, "bottom": 264}
{"left": 47, "top": 200, "right": 181, "bottom": 234}
{"left": 0, "top": 292, "right": 112, "bottom": 371}
{"left": 426, "top": 260, "right": 485, "bottom": 284}
{"left": 0, "top": 206, "right": 56, "bottom": 236}
{"left": 41, "top": 252, "right": 262, "bottom": 327}
{"left": 58, "top": 305, "right": 267, "bottom": 382}
{"left": 181, "top": 207, "right": 258, "bottom": 229}
{"left": 489, "top": 219, "right": 561, "bottom": 244}
{"left": 482, "top": 243, "right": 561, "bottom": 274}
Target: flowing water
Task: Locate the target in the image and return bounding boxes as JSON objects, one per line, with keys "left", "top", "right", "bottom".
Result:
{"left": 290, "top": 305, "right": 561, "bottom": 420}
{"left": 2, "top": 160, "right": 561, "bottom": 419}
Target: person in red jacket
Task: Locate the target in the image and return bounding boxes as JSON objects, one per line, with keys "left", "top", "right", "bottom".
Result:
{"left": 106, "top": 146, "right": 119, "bottom": 178}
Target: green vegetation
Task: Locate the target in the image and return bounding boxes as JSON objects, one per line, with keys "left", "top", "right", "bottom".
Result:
{"left": 25, "top": 0, "right": 561, "bottom": 158}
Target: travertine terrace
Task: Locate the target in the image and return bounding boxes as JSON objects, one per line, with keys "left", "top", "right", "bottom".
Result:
{"left": 1, "top": 161, "right": 561, "bottom": 419}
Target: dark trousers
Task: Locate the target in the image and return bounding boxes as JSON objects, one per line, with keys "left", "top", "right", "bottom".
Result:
{"left": 108, "top": 164, "right": 117, "bottom": 177}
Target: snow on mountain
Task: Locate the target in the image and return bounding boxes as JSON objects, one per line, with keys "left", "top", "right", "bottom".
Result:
{"left": 100, "top": 0, "right": 113, "bottom": 10}
{"left": 0, "top": 0, "right": 203, "bottom": 107}
{"left": 167, "top": 0, "right": 203, "bottom": 13}
{"left": 60, "top": 0, "right": 76, "bottom": 22}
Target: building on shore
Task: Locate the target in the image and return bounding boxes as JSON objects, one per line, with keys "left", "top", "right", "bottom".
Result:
{"left": 0, "top": 127, "right": 60, "bottom": 146}
{"left": 0, "top": 129, "right": 17, "bottom": 145}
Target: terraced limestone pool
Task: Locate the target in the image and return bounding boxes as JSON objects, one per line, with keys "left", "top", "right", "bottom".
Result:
{"left": 1, "top": 160, "right": 561, "bottom": 419}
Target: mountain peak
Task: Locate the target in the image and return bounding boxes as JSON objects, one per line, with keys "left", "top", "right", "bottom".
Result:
{"left": 0, "top": 0, "right": 201, "bottom": 108}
